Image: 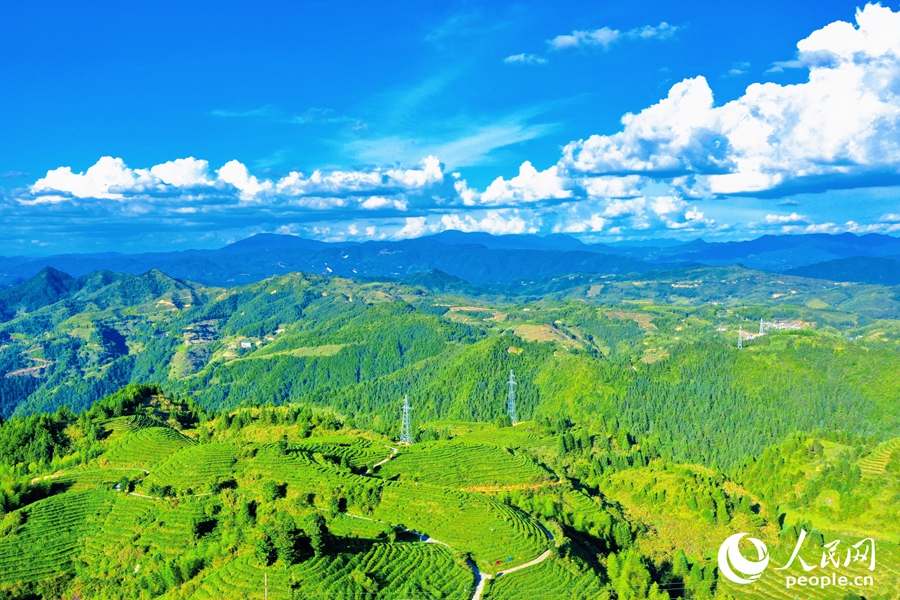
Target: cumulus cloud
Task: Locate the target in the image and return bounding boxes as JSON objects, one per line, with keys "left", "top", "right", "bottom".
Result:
{"left": 478, "top": 162, "right": 571, "bottom": 205}
{"left": 150, "top": 158, "right": 211, "bottom": 187}
{"left": 11, "top": 5, "right": 900, "bottom": 249}
{"left": 394, "top": 216, "right": 432, "bottom": 239}
{"left": 764, "top": 212, "right": 808, "bottom": 224}
{"left": 32, "top": 156, "right": 156, "bottom": 200}
{"left": 440, "top": 210, "right": 537, "bottom": 235}
{"left": 562, "top": 4, "right": 900, "bottom": 199}
{"left": 28, "top": 155, "right": 442, "bottom": 208}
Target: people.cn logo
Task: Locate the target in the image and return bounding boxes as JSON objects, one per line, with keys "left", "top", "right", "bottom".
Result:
{"left": 718, "top": 532, "right": 770, "bottom": 585}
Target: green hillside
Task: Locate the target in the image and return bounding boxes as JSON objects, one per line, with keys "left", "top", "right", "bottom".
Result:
{"left": 0, "top": 265, "right": 898, "bottom": 598}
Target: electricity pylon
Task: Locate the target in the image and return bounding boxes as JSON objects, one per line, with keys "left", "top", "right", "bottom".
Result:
{"left": 507, "top": 370, "right": 517, "bottom": 424}
{"left": 400, "top": 394, "right": 412, "bottom": 445}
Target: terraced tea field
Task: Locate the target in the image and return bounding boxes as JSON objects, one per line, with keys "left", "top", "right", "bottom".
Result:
{"left": 294, "top": 435, "right": 390, "bottom": 470}
{"left": 373, "top": 481, "right": 550, "bottom": 572}
{"left": 483, "top": 556, "right": 605, "bottom": 600}
{"left": 184, "top": 542, "right": 473, "bottom": 600}
{"left": 377, "top": 440, "right": 554, "bottom": 489}
{"left": 143, "top": 441, "right": 239, "bottom": 491}
{"left": 859, "top": 437, "right": 900, "bottom": 475}
{"left": 103, "top": 426, "right": 195, "bottom": 469}
{"left": 0, "top": 490, "right": 112, "bottom": 587}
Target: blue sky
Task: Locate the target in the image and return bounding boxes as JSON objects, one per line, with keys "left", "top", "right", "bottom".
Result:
{"left": 2, "top": 0, "right": 899, "bottom": 253}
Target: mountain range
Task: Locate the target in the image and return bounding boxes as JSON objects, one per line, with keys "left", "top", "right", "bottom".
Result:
{"left": 0, "top": 231, "right": 898, "bottom": 288}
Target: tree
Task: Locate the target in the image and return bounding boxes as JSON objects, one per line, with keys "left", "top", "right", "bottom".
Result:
{"left": 271, "top": 513, "right": 306, "bottom": 565}
{"left": 261, "top": 481, "right": 284, "bottom": 502}
{"left": 253, "top": 532, "right": 276, "bottom": 566}
{"left": 306, "top": 513, "right": 329, "bottom": 557}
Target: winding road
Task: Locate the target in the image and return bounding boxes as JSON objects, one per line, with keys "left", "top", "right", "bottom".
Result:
{"left": 371, "top": 446, "right": 398, "bottom": 470}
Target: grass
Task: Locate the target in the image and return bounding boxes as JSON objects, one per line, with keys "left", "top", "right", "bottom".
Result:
{"left": 513, "top": 324, "right": 581, "bottom": 349}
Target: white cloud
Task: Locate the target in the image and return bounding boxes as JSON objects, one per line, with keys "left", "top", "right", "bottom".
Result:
{"left": 395, "top": 216, "right": 432, "bottom": 239}
{"left": 29, "top": 155, "right": 442, "bottom": 209}
{"left": 626, "top": 22, "right": 678, "bottom": 40}
{"left": 555, "top": 214, "right": 609, "bottom": 233}
{"left": 581, "top": 175, "right": 642, "bottom": 199}
{"left": 504, "top": 53, "right": 547, "bottom": 65}
{"left": 217, "top": 160, "right": 273, "bottom": 199}
{"left": 844, "top": 220, "right": 900, "bottom": 233}
{"left": 602, "top": 198, "right": 646, "bottom": 218}
{"left": 550, "top": 27, "right": 620, "bottom": 50}
{"left": 725, "top": 61, "right": 751, "bottom": 77}
{"left": 803, "top": 222, "right": 840, "bottom": 233}
{"left": 561, "top": 4, "right": 900, "bottom": 198}
{"left": 562, "top": 77, "right": 726, "bottom": 175}
{"left": 650, "top": 196, "right": 686, "bottom": 215}
{"left": 549, "top": 22, "right": 677, "bottom": 51}
{"left": 32, "top": 156, "right": 155, "bottom": 199}
{"left": 360, "top": 196, "right": 408, "bottom": 211}
{"left": 764, "top": 212, "right": 807, "bottom": 224}
{"left": 150, "top": 157, "right": 211, "bottom": 187}
{"left": 274, "top": 156, "right": 442, "bottom": 200}
{"left": 453, "top": 178, "right": 480, "bottom": 206}
{"left": 479, "top": 161, "right": 571, "bottom": 205}
{"left": 879, "top": 213, "right": 900, "bottom": 222}
{"left": 386, "top": 156, "right": 444, "bottom": 188}
{"left": 440, "top": 210, "right": 537, "bottom": 235}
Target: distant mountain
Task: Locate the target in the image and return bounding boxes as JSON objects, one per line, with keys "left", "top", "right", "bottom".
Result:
{"left": 0, "top": 267, "right": 77, "bottom": 320}
{"left": 429, "top": 230, "right": 599, "bottom": 252}
{"left": 0, "top": 267, "right": 201, "bottom": 322}
{"left": 219, "top": 232, "right": 332, "bottom": 253}
{"left": 0, "top": 233, "right": 668, "bottom": 287}
{"left": 399, "top": 269, "right": 486, "bottom": 296}
{"left": 1, "top": 231, "right": 899, "bottom": 287}
{"left": 785, "top": 256, "right": 900, "bottom": 286}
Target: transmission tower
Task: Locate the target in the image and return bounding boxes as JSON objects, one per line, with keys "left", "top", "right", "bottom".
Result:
{"left": 507, "top": 370, "right": 517, "bottom": 424}
{"left": 759, "top": 317, "right": 764, "bottom": 335}
{"left": 738, "top": 325, "right": 743, "bottom": 349}
{"left": 400, "top": 394, "right": 413, "bottom": 445}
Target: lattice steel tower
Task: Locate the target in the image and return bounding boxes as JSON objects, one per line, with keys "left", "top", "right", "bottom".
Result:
{"left": 507, "top": 370, "right": 517, "bottom": 424}
{"left": 738, "top": 325, "right": 743, "bottom": 349}
{"left": 759, "top": 318, "right": 764, "bottom": 335}
{"left": 400, "top": 394, "right": 413, "bottom": 445}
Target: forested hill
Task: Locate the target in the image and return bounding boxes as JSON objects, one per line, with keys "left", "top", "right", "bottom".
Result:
{"left": 1, "top": 262, "right": 899, "bottom": 474}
